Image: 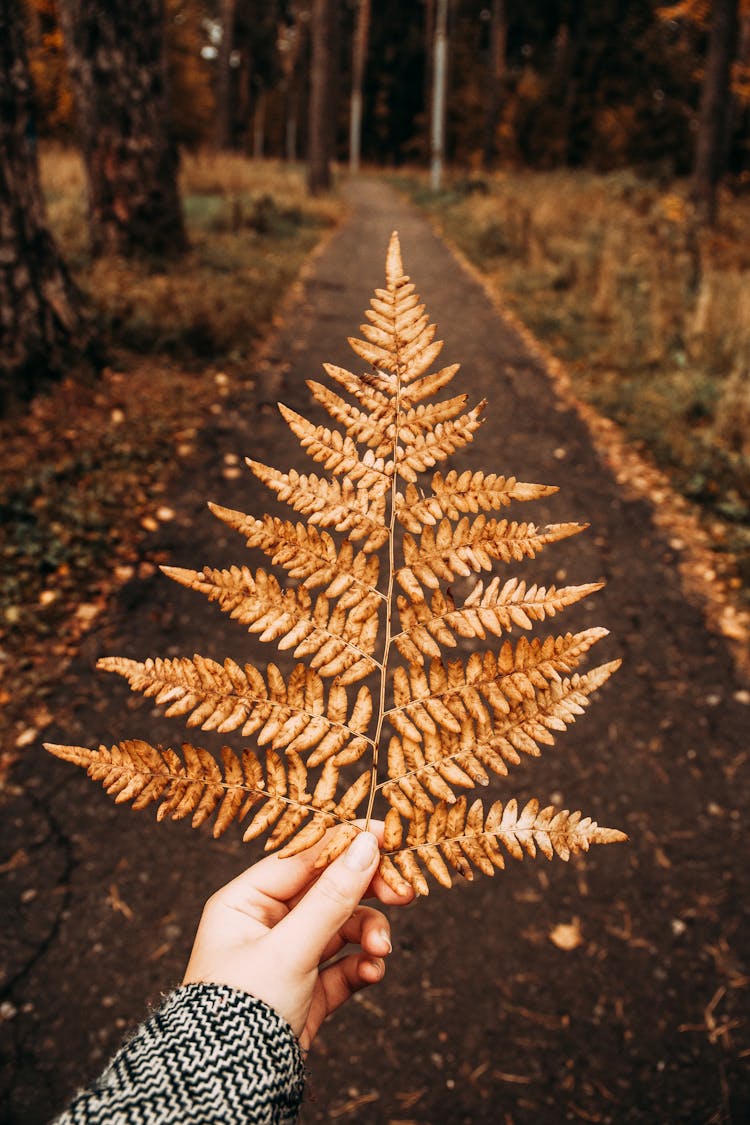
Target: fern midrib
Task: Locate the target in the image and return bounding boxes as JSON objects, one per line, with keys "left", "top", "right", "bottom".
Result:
{"left": 364, "top": 291, "right": 407, "bottom": 829}
{"left": 112, "top": 768, "right": 357, "bottom": 827}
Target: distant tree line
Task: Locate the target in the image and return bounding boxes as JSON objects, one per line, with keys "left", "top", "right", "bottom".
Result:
{"left": 1, "top": 0, "right": 747, "bottom": 403}
{"left": 22, "top": 0, "right": 750, "bottom": 182}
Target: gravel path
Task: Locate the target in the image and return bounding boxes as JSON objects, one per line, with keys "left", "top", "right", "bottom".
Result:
{"left": 2, "top": 179, "right": 748, "bottom": 1125}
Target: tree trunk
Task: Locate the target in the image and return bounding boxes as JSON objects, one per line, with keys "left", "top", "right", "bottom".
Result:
{"left": 215, "top": 0, "right": 237, "bottom": 150}
{"left": 280, "top": 6, "right": 305, "bottom": 163}
{"left": 691, "top": 0, "right": 739, "bottom": 225}
{"left": 58, "top": 0, "right": 187, "bottom": 258}
{"left": 423, "top": 0, "right": 435, "bottom": 163}
{"left": 482, "top": 0, "right": 506, "bottom": 171}
{"left": 430, "top": 0, "right": 448, "bottom": 191}
{"left": 253, "top": 86, "right": 266, "bottom": 159}
{"left": 349, "top": 0, "right": 370, "bottom": 172}
{"left": 0, "top": 0, "right": 96, "bottom": 408}
{"left": 307, "top": 0, "right": 331, "bottom": 194}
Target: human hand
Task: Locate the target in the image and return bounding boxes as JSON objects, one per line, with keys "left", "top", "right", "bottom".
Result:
{"left": 183, "top": 825, "right": 414, "bottom": 1049}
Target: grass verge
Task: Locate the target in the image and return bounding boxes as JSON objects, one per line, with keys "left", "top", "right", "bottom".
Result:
{"left": 396, "top": 169, "right": 750, "bottom": 609}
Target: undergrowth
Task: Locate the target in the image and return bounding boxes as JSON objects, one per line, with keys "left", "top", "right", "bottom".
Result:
{"left": 397, "top": 169, "right": 750, "bottom": 602}
{"left": 41, "top": 147, "right": 341, "bottom": 360}
{"left": 0, "top": 149, "right": 342, "bottom": 769}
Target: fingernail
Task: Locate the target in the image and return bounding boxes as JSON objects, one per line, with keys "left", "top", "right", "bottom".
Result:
{"left": 344, "top": 831, "right": 379, "bottom": 871}
{"left": 378, "top": 929, "right": 392, "bottom": 954}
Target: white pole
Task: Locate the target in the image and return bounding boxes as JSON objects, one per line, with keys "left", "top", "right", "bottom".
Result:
{"left": 430, "top": 0, "right": 448, "bottom": 191}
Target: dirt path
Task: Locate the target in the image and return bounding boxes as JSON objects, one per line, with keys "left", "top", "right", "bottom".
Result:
{"left": 2, "top": 179, "right": 749, "bottom": 1125}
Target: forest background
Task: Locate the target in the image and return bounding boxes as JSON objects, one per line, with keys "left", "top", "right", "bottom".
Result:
{"left": 1, "top": 0, "right": 749, "bottom": 764}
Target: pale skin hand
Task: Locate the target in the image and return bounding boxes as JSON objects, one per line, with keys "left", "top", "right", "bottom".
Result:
{"left": 183, "top": 824, "right": 414, "bottom": 1050}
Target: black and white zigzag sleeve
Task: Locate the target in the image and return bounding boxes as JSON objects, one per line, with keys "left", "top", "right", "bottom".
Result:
{"left": 53, "top": 983, "right": 306, "bottom": 1124}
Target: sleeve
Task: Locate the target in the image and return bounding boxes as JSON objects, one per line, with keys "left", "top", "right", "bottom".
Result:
{"left": 53, "top": 983, "right": 306, "bottom": 1125}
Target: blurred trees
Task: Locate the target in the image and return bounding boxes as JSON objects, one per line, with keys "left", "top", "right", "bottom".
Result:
{"left": 57, "top": 0, "right": 187, "bottom": 258}
{"left": 691, "top": 0, "right": 739, "bottom": 222}
{"left": 307, "top": 0, "right": 335, "bottom": 192}
{"left": 16, "top": 1, "right": 750, "bottom": 192}
{"left": 0, "top": 0, "right": 94, "bottom": 405}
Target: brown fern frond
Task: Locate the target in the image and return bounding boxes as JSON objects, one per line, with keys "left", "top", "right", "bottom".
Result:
{"left": 378, "top": 797, "right": 627, "bottom": 895}
{"left": 46, "top": 231, "right": 626, "bottom": 899}
{"left": 160, "top": 565, "right": 380, "bottom": 682}
{"left": 44, "top": 739, "right": 369, "bottom": 850}
{"left": 394, "top": 577, "right": 605, "bottom": 662}
{"left": 311, "top": 378, "right": 474, "bottom": 464}
{"left": 393, "top": 401, "right": 487, "bottom": 482}
{"left": 96, "top": 655, "right": 372, "bottom": 764}
{"left": 388, "top": 629, "right": 608, "bottom": 741}
{"left": 396, "top": 518, "right": 585, "bottom": 601}
{"left": 206, "top": 506, "right": 381, "bottom": 603}
{"left": 278, "top": 403, "right": 393, "bottom": 488}
{"left": 395, "top": 471, "right": 558, "bottom": 532}
{"left": 247, "top": 462, "right": 388, "bottom": 552}
{"left": 381, "top": 661, "right": 622, "bottom": 814}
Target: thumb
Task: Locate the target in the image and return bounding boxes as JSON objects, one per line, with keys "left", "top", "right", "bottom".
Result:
{"left": 273, "top": 831, "right": 381, "bottom": 969}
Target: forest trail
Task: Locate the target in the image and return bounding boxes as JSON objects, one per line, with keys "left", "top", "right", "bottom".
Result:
{"left": 2, "top": 179, "right": 749, "bottom": 1124}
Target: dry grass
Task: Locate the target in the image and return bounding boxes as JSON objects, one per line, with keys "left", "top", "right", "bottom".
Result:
{"left": 39, "top": 146, "right": 341, "bottom": 360}
{"left": 399, "top": 169, "right": 750, "bottom": 598}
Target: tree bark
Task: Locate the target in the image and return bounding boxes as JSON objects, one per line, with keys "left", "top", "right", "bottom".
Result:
{"left": 58, "top": 0, "right": 187, "bottom": 258}
{"left": 691, "top": 0, "right": 739, "bottom": 225}
{"left": 0, "top": 0, "right": 96, "bottom": 407}
{"left": 349, "top": 0, "right": 370, "bottom": 172}
{"left": 482, "top": 0, "right": 506, "bottom": 171}
{"left": 307, "top": 0, "right": 331, "bottom": 193}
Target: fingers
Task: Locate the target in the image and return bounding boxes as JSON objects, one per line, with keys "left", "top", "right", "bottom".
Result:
{"left": 319, "top": 904, "right": 392, "bottom": 964}
{"left": 273, "top": 832, "right": 381, "bottom": 970}
{"left": 303, "top": 953, "right": 386, "bottom": 1046}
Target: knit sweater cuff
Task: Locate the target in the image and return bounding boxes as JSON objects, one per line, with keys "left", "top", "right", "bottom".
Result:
{"left": 54, "top": 983, "right": 306, "bottom": 1124}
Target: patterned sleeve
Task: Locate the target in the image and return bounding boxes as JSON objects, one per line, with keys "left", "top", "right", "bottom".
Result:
{"left": 53, "top": 983, "right": 306, "bottom": 1124}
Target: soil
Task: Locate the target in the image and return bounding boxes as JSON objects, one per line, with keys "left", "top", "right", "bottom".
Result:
{"left": 1, "top": 180, "right": 749, "bottom": 1125}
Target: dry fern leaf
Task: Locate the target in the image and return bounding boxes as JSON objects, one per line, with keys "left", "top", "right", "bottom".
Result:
{"left": 46, "top": 231, "right": 626, "bottom": 888}
{"left": 378, "top": 797, "right": 628, "bottom": 895}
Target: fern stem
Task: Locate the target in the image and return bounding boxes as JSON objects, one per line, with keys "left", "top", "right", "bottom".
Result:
{"left": 365, "top": 364, "right": 404, "bottom": 826}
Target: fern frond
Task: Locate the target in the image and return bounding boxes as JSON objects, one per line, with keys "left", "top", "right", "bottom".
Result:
{"left": 394, "top": 578, "right": 604, "bottom": 662}
{"left": 388, "top": 629, "right": 608, "bottom": 741}
{"left": 394, "top": 517, "right": 586, "bottom": 601}
{"left": 44, "top": 740, "right": 369, "bottom": 851}
{"left": 161, "top": 565, "right": 380, "bottom": 682}
{"left": 393, "top": 401, "right": 487, "bottom": 482}
{"left": 278, "top": 403, "right": 393, "bottom": 488}
{"left": 311, "top": 378, "right": 473, "bottom": 461}
{"left": 46, "top": 231, "right": 626, "bottom": 897}
{"left": 378, "top": 797, "right": 627, "bottom": 895}
{"left": 396, "top": 471, "right": 558, "bottom": 532}
{"left": 96, "top": 656, "right": 372, "bottom": 764}
{"left": 207, "top": 506, "right": 381, "bottom": 604}
{"left": 247, "top": 461, "right": 388, "bottom": 551}
{"left": 381, "top": 661, "right": 622, "bottom": 814}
